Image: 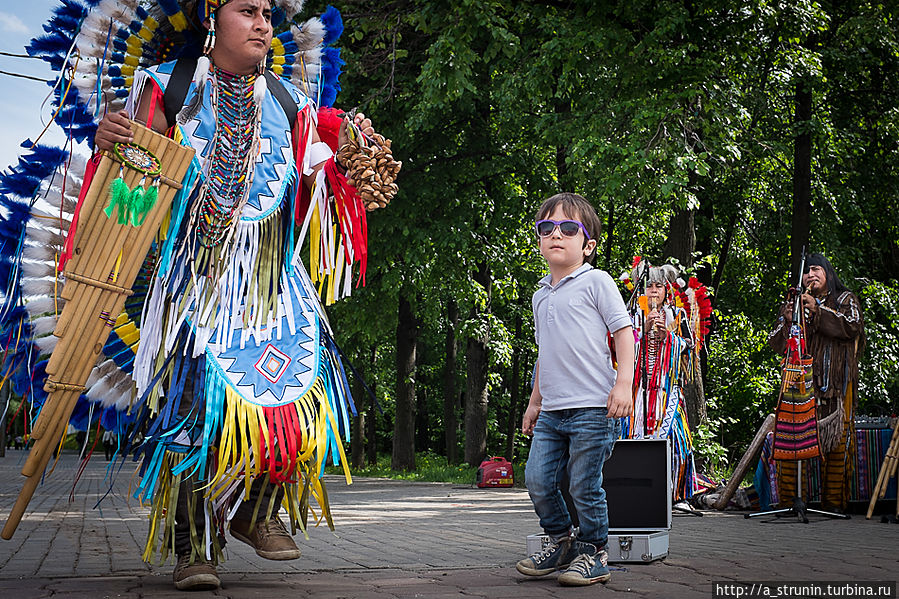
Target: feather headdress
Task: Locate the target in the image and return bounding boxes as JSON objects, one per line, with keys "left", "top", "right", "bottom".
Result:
{"left": 1, "top": 0, "right": 348, "bottom": 434}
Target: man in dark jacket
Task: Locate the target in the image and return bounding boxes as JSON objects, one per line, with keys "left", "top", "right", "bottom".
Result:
{"left": 769, "top": 253, "right": 864, "bottom": 511}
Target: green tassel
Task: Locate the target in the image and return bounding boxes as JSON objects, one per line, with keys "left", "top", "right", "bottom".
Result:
{"left": 105, "top": 176, "right": 130, "bottom": 220}
{"left": 134, "top": 182, "right": 159, "bottom": 226}
{"left": 128, "top": 185, "right": 145, "bottom": 226}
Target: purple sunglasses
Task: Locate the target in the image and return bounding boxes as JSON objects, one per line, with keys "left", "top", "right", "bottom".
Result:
{"left": 535, "top": 219, "right": 591, "bottom": 240}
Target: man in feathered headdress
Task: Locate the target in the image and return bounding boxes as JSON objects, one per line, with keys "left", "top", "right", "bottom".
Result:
{"left": 87, "top": 0, "right": 378, "bottom": 590}
{"left": 768, "top": 253, "right": 864, "bottom": 512}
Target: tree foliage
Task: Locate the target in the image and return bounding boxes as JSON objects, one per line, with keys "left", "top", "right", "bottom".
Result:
{"left": 314, "top": 0, "right": 899, "bottom": 474}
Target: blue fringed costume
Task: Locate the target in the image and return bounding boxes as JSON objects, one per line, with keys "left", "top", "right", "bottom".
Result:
{"left": 0, "top": 0, "right": 383, "bottom": 565}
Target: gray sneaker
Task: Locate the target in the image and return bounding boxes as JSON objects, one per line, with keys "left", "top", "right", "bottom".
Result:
{"left": 173, "top": 554, "right": 220, "bottom": 591}
{"left": 558, "top": 548, "right": 611, "bottom": 586}
{"left": 516, "top": 536, "right": 576, "bottom": 576}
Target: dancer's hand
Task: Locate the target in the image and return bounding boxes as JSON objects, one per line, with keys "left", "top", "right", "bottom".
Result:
{"left": 94, "top": 111, "right": 134, "bottom": 151}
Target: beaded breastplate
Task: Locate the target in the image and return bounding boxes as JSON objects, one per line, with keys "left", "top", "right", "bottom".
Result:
{"left": 143, "top": 61, "right": 309, "bottom": 225}
{"left": 199, "top": 67, "right": 259, "bottom": 247}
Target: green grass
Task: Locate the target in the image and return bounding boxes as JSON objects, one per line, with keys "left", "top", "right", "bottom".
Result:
{"left": 326, "top": 452, "right": 478, "bottom": 484}
{"left": 326, "top": 452, "right": 526, "bottom": 487}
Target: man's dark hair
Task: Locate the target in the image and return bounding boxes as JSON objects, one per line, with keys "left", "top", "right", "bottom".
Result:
{"left": 805, "top": 252, "right": 851, "bottom": 296}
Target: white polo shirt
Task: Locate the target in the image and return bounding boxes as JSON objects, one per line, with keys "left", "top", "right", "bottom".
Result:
{"left": 533, "top": 263, "right": 632, "bottom": 410}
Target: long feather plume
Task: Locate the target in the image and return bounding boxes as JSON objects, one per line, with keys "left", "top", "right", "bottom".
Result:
{"left": 292, "top": 20, "right": 324, "bottom": 52}
{"left": 24, "top": 225, "right": 66, "bottom": 249}
{"left": 34, "top": 334, "right": 59, "bottom": 355}
{"left": 30, "top": 315, "right": 59, "bottom": 337}
{"left": 21, "top": 261, "right": 57, "bottom": 280}
{"left": 22, "top": 244, "right": 57, "bottom": 263}
{"left": 23, "top": 296, "right": 57, "bottom": 316}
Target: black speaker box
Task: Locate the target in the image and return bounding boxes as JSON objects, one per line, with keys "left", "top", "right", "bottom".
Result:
{"left": 605, "top": 438, "right": 671, "bottom": 530}
{"left": 560, "top": 438, "right": 672, "bottom": 530}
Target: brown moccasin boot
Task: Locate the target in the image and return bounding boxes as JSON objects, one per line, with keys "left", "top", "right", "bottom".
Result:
{"left": 173, "top": 554, "right": 220, "bottom": 591}
{"left": 230, "top": 516, "right": 301, "bottom": 560}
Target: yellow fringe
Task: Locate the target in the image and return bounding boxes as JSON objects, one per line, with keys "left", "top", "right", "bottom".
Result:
{"left": 208, "top": 378, "right": 351, "bottom": 504}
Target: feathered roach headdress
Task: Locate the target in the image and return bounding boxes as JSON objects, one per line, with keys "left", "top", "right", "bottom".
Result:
{"left": 620, "top": 257, "right": 713, "bottom": 351}
{"left": 25, "top": 0, "right": 345, "bottom": 145}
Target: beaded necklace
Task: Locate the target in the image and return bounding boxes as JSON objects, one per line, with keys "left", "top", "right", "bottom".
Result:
{"left": 196, "top": 66, "right": 262, "bottom": 248}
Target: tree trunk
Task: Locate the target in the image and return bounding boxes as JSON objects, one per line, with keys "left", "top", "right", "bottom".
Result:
{"left": 791, "top": 79, "right": 813, "bottom": 278}
{"left": 553, "top": 76, "right": 573, "bottom": 192}
{"left": 663, "top": 207, "right": 696, "bottom": 268}
{"left": 351, "top": 369, "right": 365, "bottom": 469}
{"left": 504, "top": 312, "right": 523, "bottom": 462}
{"left": 712, "top": 211, "right": 739, "bottom": 294}
{"left": 392, "top": 293, "right": 418, "bottom": 470}
{"left": 464, "top": 263, "right": 491, "bottom": 467}
{"left": 664, "top": 177, "right": 707, "bottom": 436}
{"left": 443, "top": 300, "right": 459, "bottom": 464}
{"left": 366, "top": 347, "right": 378, "bottom": 466}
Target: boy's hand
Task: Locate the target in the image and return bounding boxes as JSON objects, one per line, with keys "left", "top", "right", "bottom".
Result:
{"left": 522, "top": 403, "right": 541, "bottom": 436}
{"left": 606, "top": 381, "right": 633, "bottom": 419}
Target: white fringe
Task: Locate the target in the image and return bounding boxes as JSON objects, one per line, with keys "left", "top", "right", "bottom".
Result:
{"left": 125, "top": 69, "right": 152, "bottom": 119}
{"left": 133, "top": 261, "right": 170, "bottom": 394}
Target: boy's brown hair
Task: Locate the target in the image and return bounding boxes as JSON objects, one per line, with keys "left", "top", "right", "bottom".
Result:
{"left": 536, "top": 192, "right": 602, "bottom": 266}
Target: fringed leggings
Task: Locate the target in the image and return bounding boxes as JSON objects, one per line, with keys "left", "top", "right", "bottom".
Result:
{"left": 173, "top": 367, "right": 283, "bottom": 559}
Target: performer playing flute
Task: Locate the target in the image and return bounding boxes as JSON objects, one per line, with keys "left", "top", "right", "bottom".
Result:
{"left": 621, "top": 258, "right": 711, "bottom": 502}
{"left": 768, "top": 253, "right": 864, "bottom": 512}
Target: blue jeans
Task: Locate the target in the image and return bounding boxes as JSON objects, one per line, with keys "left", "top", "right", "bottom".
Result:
{"left": 525, "top": 407, "right": 619, "bottom": 548}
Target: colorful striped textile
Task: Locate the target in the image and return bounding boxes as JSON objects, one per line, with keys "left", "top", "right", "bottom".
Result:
{"left": 773, "top": 355, "right": 821, "bottom": 461}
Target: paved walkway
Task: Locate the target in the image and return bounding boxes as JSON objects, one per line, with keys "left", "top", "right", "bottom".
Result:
{"left": 0, "top": 452, "right": 896, "bottom": 598}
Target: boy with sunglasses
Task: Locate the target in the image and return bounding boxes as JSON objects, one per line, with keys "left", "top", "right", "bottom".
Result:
{"left": 518, "top": 192, "right": 634, "bottom": 586}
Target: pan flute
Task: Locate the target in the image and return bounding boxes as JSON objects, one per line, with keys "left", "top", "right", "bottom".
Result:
{"left": 1, "top": 121, "right": 195, "bottom": 540}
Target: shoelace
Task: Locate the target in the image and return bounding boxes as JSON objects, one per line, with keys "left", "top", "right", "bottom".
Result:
{"left": 567, "top": 553, "right": 596, "bottom": 576}
{"left": 264, "top": 517, "right": 290, "bottom": 535}
{"left": 535, "top": 540, "right": 567, "bottom": 562}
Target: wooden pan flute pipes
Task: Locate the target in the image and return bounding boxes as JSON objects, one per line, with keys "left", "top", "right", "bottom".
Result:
{"left": 865, "top": 417, "right": 899, "bottom": 520}
{"left": 2, "top": 121, "right": 194, "bottom": 540}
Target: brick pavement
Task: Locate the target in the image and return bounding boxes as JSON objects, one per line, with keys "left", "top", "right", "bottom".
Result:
{"left": 0, "top": 452, "right": 896, "bottom": 598}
